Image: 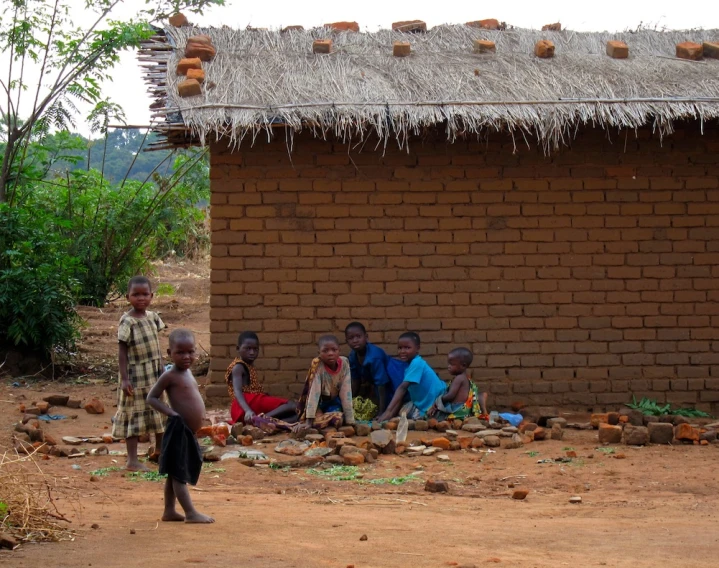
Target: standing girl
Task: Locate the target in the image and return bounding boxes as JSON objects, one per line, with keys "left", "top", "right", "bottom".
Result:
{"left": 112, "top": 276, "right": 166, "bottom": 471}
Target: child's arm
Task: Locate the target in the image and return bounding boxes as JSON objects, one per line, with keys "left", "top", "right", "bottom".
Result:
{"left": 441, "top": 375, "right": 467, "bottom": 403}
{"left": 231, "top": 365, "right": 256, "bottom": 424}
{"left": 146, "top": 374, "right": 179, "bottom": 418}
{"left": 338, "top": 361, "right": 355, "bottom": 425}
{"left": 293, "top": 375, "right": 321, "bottom": 431}
{"left": 376, "top": 382, "right": 409, "bottom": 422}
{"left": 118, "top": 342, "right": 132, "bottom": 396}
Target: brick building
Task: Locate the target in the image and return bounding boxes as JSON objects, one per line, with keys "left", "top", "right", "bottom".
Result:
{"left": 142, "top": 24, "right": 719, "bottom": 412}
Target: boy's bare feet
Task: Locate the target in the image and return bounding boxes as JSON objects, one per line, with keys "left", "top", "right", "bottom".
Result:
{"left": 125, "top": 460, "right": 151, "bottom": 472}
{"left": 162, "top": 511, "right": 185, "bottom": 522}
{"left": 184, "top": 512, "right": 215, "bottom": 523}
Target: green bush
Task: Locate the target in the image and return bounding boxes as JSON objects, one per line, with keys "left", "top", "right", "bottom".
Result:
{"left": 0, "top": 204, "right": 81, "bottom": 353}
{"left": 25, "top": 151, "right": 209, "bottom": 306}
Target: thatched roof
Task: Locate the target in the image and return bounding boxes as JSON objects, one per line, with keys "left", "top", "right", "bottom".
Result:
{"left": 139, "top": 25, "right": 719, "bottom": 150}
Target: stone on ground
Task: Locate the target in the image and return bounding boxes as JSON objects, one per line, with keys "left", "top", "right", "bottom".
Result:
{"left": 598, "top": 424, "right": 622, "bottom": 444}
{"left": 425, "top": 479, "right": 449, "bottom": 493}
{"left": 648, "top": 422, "right": 674, "bottom": 444}
{"left": 623, "top": 425, "right": 649, "bottom": 446}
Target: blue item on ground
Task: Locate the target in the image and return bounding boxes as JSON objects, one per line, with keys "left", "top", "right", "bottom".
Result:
{"left": 38, "top": 414, "right": 67, "bottom": 421}
{"left": 498, "top": 412, "right": 523, "bottom": 427}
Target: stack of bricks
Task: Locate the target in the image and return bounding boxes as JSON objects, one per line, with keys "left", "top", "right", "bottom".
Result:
{"left": 206, "top": 122, "right": 719, "bottom": 415}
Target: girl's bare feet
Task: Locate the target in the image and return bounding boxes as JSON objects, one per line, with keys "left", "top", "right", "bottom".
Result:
{"left": 162, "top": 510, "right": 185, "bottom": 522}
{"left": 184, "top": 511, "right": 215, "bottom": 523}
{"left": 125, "top": 460, "right": 151, "bottom": 472}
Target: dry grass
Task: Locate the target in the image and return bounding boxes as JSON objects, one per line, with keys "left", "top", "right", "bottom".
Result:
{"left": 143, "top": 25, "right": 719, "bottom": 150}
{"left": 0, "top": 447, "right": 77, "bottom": 543}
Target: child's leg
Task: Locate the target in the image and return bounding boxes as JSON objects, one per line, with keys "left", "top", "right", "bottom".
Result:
{"left": 125, "top": 436, "right": 150, "bottom": 471}
{"left": 171, "top": 477, "right": 214, "bottom": 523}
{"left": 162, "top": 476, "right": 184, "bottom": 521}
{"left": 265, "top": 401, "right": 298, "bottom": 420}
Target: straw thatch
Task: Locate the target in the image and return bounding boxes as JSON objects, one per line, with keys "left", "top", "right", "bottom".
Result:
{"left": 141, "top": 25, "right": 719, "bottom": 150}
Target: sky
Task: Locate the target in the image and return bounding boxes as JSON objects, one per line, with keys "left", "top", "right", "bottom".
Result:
{"left": 4, "top": 0, "right": 718, "bottom": 136}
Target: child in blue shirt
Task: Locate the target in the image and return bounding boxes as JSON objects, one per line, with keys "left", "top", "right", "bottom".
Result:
{"left": 376, "top": 331, "right": 446, "bottom": 422}
{"left": 345, "top": 322, "right": 392, "bottom": 414}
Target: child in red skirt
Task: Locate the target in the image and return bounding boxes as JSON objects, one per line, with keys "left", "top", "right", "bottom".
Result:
{"left": 225, "top": 331, "right": 298, "bottom": 425}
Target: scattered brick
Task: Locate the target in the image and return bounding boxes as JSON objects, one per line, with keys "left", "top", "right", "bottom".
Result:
{"left": 425, "top": 479, "right": 449, "bottom": 493}
{"left": 43, "top": 394, "right": 69, "bottom": 406}
{"left": 676, "top": 41, "right": 703, "bottom": 60}
{"left": 313, "top": 39, "right": 332, "bottom": 54}
{"left": 598, "top": 424, "right": 622, "bottom": 444}
{"left": 532, "top": 427, "right": 547, "bottom": 441}
{"left": 431, "top": 437, "right": 451, "bottom": 450}
{"left": 168, "top": 13, "right": 188, "bottom": 27}
{"left": 281, "top": 25, "right": 304, "bottom": 33}
{"left": 675, "top": 423, "right": 699, "bottom": 442}
{"left": 393, "top": 41, "right": 411, "bottom": 57}
{"left": 325, "top": 21, "right": 359, "bottom": 33}
{"left": 466, "top": 19, "right": 500, "bottom": 30}
{"left": 178, "top": 79, "right": 202, "bottom": 98}
{"left": 534, "top": 40, "right": 555, "bottom": 58}
{"left": 35, "top": 401, "right": 49, "bottom": 414}
{"left": 187, "top": 68, "right": 205, "bottom": 84}
{"left": 542, "top": 23, "right": 561, "bottom": 31}
{"left": 392, "top": 20, "right": 426, "bottom": 33}
{"left": 648, "top": 422, "right": 674, "bottom": 444}
{"left": 623, "top": 425, "right": 649, "bottom": 446}
{"left": 185, "top": 36, "right": 216, "bottom": 62}
{"left": 511, "top": 489, "right": 529, "bottom": 500}
{"left": 606, "top": 40, "right": 629, "bottom": 59}
{"left": 703, "top": 42, "right": 719, "bottom": 59}
{"left": 590, "top": 414, "right": 609, "bottom": 428}
{"left": 473, "top": 39, "right": 496, "bottom": 54}
{"left": 343, "top": 452, "right": 365, "bottom": 466}
{"left": 176, "top": 57, "right": 202, "bottom": 75}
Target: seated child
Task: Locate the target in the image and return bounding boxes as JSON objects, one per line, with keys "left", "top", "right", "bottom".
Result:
{"left": 345, "top": 321, "right": 391, "bottom": 414}
{"left": 146, "top": 329, "right": 214, "bottom": 524}
{"left": 429, "top": 347, "right": 488, "bottom": 421}
{"left": 295, "top": 335, "right": 355, "bottom": 431}
{"left": 225, "top": 331, "right": 297, "bottom": 425}
{"left": 376, "top": 332, "right": 446, "bottom": 422}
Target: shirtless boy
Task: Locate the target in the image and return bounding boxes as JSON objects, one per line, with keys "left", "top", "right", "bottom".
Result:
{"left": 147, "top": 329, "right": 214, "bottom": 524}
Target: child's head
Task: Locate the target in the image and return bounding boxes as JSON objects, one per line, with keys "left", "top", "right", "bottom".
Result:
{"left": 237, "top": 331, "right": 260, "bottom": 364}
{"left": 344, "top": 321, "right": 368, "bottom": 352}
{"left": 318, "top": 334, "right": 340, "bottom": 367}
{"left": 127, "top": 275, "right": 153, "bottom": 311}
{"left": 397, "top": 331, "right": 421, "bottom": 362}
{"left": 447, "top": 347, "right": 473, "bottom": 376}
{"left": 168, "top": 329, "right": 196, "bottom": 371}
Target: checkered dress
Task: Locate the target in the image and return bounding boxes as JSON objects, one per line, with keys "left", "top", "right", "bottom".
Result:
{"left": 111, "top": 311, "right": 167, "bottom": 438}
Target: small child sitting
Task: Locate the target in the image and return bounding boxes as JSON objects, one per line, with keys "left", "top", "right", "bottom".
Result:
{"left": 345, "top": 321, "right": 391, "bottom": 414}
{"left": 146, "top": 329, "right": 214, "bottom": 524}
{"left": 295, "top": 335, "right": 355, "bottom": 432}
{"left": 225, "top": 331, "right": 297, "bottom": 425}
{"left": 376, "top": 332, "right": 446, "bottom": 422}
{"left": 429, "top": 347, "right": 488, "bottom": 420}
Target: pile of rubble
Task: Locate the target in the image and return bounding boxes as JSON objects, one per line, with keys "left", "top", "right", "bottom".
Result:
{"left": 12, "top": 394, "right": 106, "bottom": 458}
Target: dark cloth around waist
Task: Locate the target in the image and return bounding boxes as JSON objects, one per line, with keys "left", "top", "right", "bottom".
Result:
{"left": 159, "top": 415, "right": 203, "bottom": 485}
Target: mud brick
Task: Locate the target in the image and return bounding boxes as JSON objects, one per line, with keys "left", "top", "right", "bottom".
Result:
{"left": 473, "top": 39, "right": 496, "bottom": 54}
{"left": 466, "top": 19, "right": 500, "bottom": 30}
{"left": 534, "top": 40, "right": 555, "bottom": 58}
{"left": 312, "top": 39, "right": 332, "bottom": 54}
{"left": 325, "top": 21, "right": 359, "bottom": 32}
{"left": 704, "top": 42, "right": 719, "bottom": 59}
{"left": 393, "top": 41, "right": 411, "bottom": 57}
{"left": 176, "top": 57, "right": 202, "bottom": 75}
{"left": 392, "top": 20, "right": 426, "bottom": 33}
{"left": 178, "top": 79, "right": 201, "bottom": 97}
{"left": 606, "top": 40, "right": 629, "bottom": 59}
{"left": 676, "top": 41, "right": 702, "bottom": 60}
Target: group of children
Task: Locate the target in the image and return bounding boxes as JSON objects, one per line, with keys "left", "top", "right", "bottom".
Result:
{"left": 113, "top": 277, "right": 489, "bottom": 526}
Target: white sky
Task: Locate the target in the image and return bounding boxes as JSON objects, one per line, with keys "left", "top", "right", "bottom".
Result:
{"left": 4, "top": 0, "right": 718, "bottom": 136}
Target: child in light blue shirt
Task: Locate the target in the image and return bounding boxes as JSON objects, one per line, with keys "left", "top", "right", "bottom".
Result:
{"left": 375, "top": 332, "right": 446, "bottom": 421}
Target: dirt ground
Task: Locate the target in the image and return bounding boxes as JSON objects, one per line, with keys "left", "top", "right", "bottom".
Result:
{"left": 2, "top": 258, "right": 719, "bottom": 568}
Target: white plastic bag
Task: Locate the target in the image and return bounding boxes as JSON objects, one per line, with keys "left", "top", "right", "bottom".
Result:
{"left": 396, "top": 412, "right": 409, "bottom": 444}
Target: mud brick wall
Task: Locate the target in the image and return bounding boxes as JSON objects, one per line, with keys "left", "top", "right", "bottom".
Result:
{"left": 205, "top": 123, "right": 719, "bottom": 414}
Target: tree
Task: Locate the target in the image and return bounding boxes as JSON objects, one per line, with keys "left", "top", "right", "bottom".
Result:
{"left": 0, "top": 0, "right": 222, "bottom": 203}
